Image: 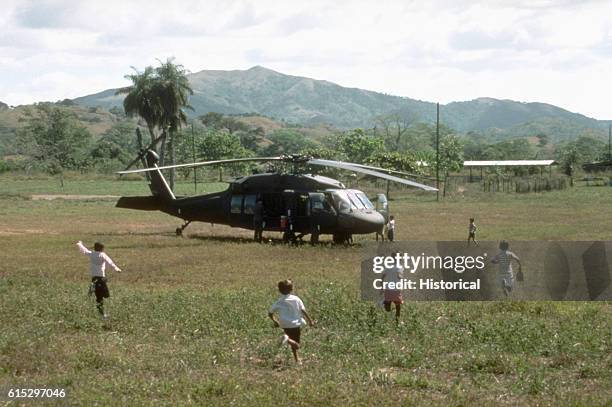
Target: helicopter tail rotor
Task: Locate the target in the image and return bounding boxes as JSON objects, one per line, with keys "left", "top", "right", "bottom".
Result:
{"left": 144, "top": 150, "right": 176, "bottom": 201}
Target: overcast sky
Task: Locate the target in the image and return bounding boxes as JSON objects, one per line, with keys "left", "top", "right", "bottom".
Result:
{"left": 1, "top": 0, "right": 611, "bottom": 119}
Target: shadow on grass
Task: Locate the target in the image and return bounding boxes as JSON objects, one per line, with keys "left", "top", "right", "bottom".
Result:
{"left": 93, "top": 231, "right": 178, "bottom": 237}
{"left": 91, "top": 230, "right": 363, "bottom": 249}
{"left": 188, "top": 234, "right": 361, "bottom": 248}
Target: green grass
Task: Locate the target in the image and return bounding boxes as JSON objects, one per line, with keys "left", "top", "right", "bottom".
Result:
{"left": 0, "top": 178, "right": 610, "bottom": 405}
{"left": 0, "top": 173, "right": 227, "bottom": 198}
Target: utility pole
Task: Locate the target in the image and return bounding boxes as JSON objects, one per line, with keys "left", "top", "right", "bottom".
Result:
{"left": 192, "top": 122, "right": 197, "bottom": 194}
{"left": 436, "top": 103, "right": 440, "bottom": 201}
{"left": 608, "top": 124, "right": 611, "bottom": 160}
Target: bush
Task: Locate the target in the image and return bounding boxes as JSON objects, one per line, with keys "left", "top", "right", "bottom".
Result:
{"left": 0, "top": 159, "right": 10, "bottom": 173}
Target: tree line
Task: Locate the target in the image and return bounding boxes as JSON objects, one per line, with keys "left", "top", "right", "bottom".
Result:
{"left": 4, "top": 58, "right": 609, "bottom": 185}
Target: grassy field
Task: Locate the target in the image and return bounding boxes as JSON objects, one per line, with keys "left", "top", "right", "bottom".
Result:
{"left": 0, "top": 177, "right": 610, "bottom": 406}
{"left": 0, "top": 174, "right": 227, "bottom": 198}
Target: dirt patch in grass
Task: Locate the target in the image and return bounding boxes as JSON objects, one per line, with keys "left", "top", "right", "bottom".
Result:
{"left": 31, "top": 194, "right": 120, "bottom": 200}
{"left": 0, "top": 228, "right": 58, "bottom": 235}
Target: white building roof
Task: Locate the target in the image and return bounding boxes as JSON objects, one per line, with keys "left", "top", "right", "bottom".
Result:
{"left": 463, "top": 160, "right": 557, "bottom": 167}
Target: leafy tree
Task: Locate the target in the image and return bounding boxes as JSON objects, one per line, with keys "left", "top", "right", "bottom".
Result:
{"left": 197, "top": 130, "right": 253, "bottom": 177}
{"left": 236, "top": 127, "right": 264, "bottom": 152}
{"left": 200, "top": 113, "right": 249, "bottom": 134}
{"left": 264, "top": 129, "right": 318, "bottom": 156}
{"left": 462, "top": 132, "right": 494, "bottom": 160}
{"left": 200, "top": 112, "right": 225, "bottom": 128}
{"left": 482, "top": 138, "right": 536, "bottom": 160}
{"left": 375, "top": 113, "right": 418, "bottom": 150}
{"left": 438, "top": 134, "right": 464, "bottom": 174}
{"left": 434, "top": 134, "right": 464, "bottom": 196}
{"left": 200, "top": 113, "right": 262, "bottom": 152}
{"left": 367, "top": 151, "right": 422, "bottom": 174}
{"left": 16, "top": 104, "right": 92, "bottom": 183}
{"left": 197, "top": 131, "right": 245, "bottom": 160}
{"left": 558, "top": 135, "right": 607, "bottom": 163}
{"left": 335, "top": 129, "right": 384, "bottom": 163}
{"left": 90, "top": 122, "right": 140, "bottom": 168}
{"left": 559, "top": 145, "right": 579, "bottom": 178}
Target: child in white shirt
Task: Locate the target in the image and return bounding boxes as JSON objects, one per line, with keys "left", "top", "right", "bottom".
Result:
{"left": 387, "top": 216, "right": 396, "bottom": 242}
{"left": 491, "top": 240, "right": 522, "bottom": 296}
{"left": 268, "top": 279, "right": 314, "bottom": 364}
{"left": 76, "top": 241, "right": 121, "bottom": 318}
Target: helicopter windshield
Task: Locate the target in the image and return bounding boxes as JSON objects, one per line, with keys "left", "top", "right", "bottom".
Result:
{"left": 329, "top": 190, "right": 374, "bottom": 212}
{"left": 353, "top": 191, "right": 375, "bottom": 210}
{"left": 346, "top": 190, "right": 365, "bottom": 210}
{"left": 329, "top": 190, "right": 354, "bottom": 213}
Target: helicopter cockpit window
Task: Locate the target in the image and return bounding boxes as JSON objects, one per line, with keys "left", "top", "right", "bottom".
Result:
{"left": 330, "top": 190, "right": 356, "bottom": 213}
{"left": 230, "top": 195, "right": 243, "bottom": 214}
{"left": 347, "top": 191, "right": 366, "bottom": 210}
{"left": 243, "top": 194, "right": 257, "bottom": 215}
{"left": 354, "top": 191, "right": 375, "bottom": 210}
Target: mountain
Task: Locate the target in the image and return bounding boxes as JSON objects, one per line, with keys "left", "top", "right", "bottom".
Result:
{"left": 64, "top": 66, "right": 612, "bottom": 140}
{"left": 74, "top": 66, "right": 433, "bottom": 129}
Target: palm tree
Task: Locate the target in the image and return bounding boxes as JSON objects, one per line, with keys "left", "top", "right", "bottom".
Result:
{"left": 116, "top": 66, "right": 163, "bottom": 171}
{"left": 152, "top": 58, "right": 193, "bottom": 189}
{"left": 116, "top": 59, "right": 193, "bottom": 190}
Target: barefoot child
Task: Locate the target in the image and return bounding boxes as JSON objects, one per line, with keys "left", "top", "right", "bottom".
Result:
{"left": 491, "top": 240, "right": 522, "bottom": 296}
{"left": 467, "top": 218, "right": 478, "bottom": 246}
{"left": 382, "top": 257, "right": 404, "bottom": 323}
{"left": 268, "top": 279, "right": 314, "bottom": 364}
{"left": 76, "top": 241, "right": 122, "bottom": 318}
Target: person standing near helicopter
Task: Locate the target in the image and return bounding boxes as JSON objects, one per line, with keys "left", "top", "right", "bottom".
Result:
{"left": 386, "top": 215, "right": 396, "bottom": 242}
{"left": 253, "top": 198, "right": 264, "bottom": 242}
{"left": 282, "top": 208, "right": 297, "bottom": 244}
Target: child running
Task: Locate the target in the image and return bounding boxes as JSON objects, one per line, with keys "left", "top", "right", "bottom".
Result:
{"left": 467, "top": 217, "right": 478, "bottom": 246}
{"left": 76, "top": 240, "right": 122, "bottom": 318}
{"left": 491, "top": 240, "right": 522, "bottom": 296}
{"left": 268, "top": 279, "right": 314, "bottom": 364}
{"left": 382, "top": 257, "right": 405, "bottom": 323}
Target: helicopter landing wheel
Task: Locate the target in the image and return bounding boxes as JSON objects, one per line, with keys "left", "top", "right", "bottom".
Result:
{"left": 333, "top": 233, "right": 348, "bottom": 245}
{"left": 176, "top": 220, "right": 191, "bottom": 236}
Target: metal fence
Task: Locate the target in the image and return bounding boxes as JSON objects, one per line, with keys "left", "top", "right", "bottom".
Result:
{"left": 445, "top": 174, "right": 569, "bottom": 193}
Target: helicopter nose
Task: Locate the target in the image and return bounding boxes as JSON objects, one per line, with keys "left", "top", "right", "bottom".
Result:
{"left": 338, "top": 211, "right": 385, "bottom": 234}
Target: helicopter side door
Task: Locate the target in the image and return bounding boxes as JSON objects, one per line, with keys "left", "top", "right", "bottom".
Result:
{"left": 229, "top": 193, "right": 257, "bottom": 228}
{"left": 308, "top": 192, "right": 337, "bottom": 234}
{"left": 375, "top": 193, "right": 389, "bottom": 224}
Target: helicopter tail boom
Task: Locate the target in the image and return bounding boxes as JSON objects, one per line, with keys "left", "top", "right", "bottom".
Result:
{"left": 115, "top": 196, "right": 163, "bottom": 211}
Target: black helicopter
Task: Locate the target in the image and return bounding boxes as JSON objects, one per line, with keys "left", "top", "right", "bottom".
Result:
{"left": 116, "top": 150, "right": 437, "bottom": 243}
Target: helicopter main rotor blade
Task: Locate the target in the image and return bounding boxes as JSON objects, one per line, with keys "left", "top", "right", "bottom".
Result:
{"left": 117, "top": 157, "right": 283, "bottom": 174}
{"left": 342, "top": 162, "right": 436, "bottom": 181}
{"left": 308, "top": 159, "right": 438, "bottom": 191}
